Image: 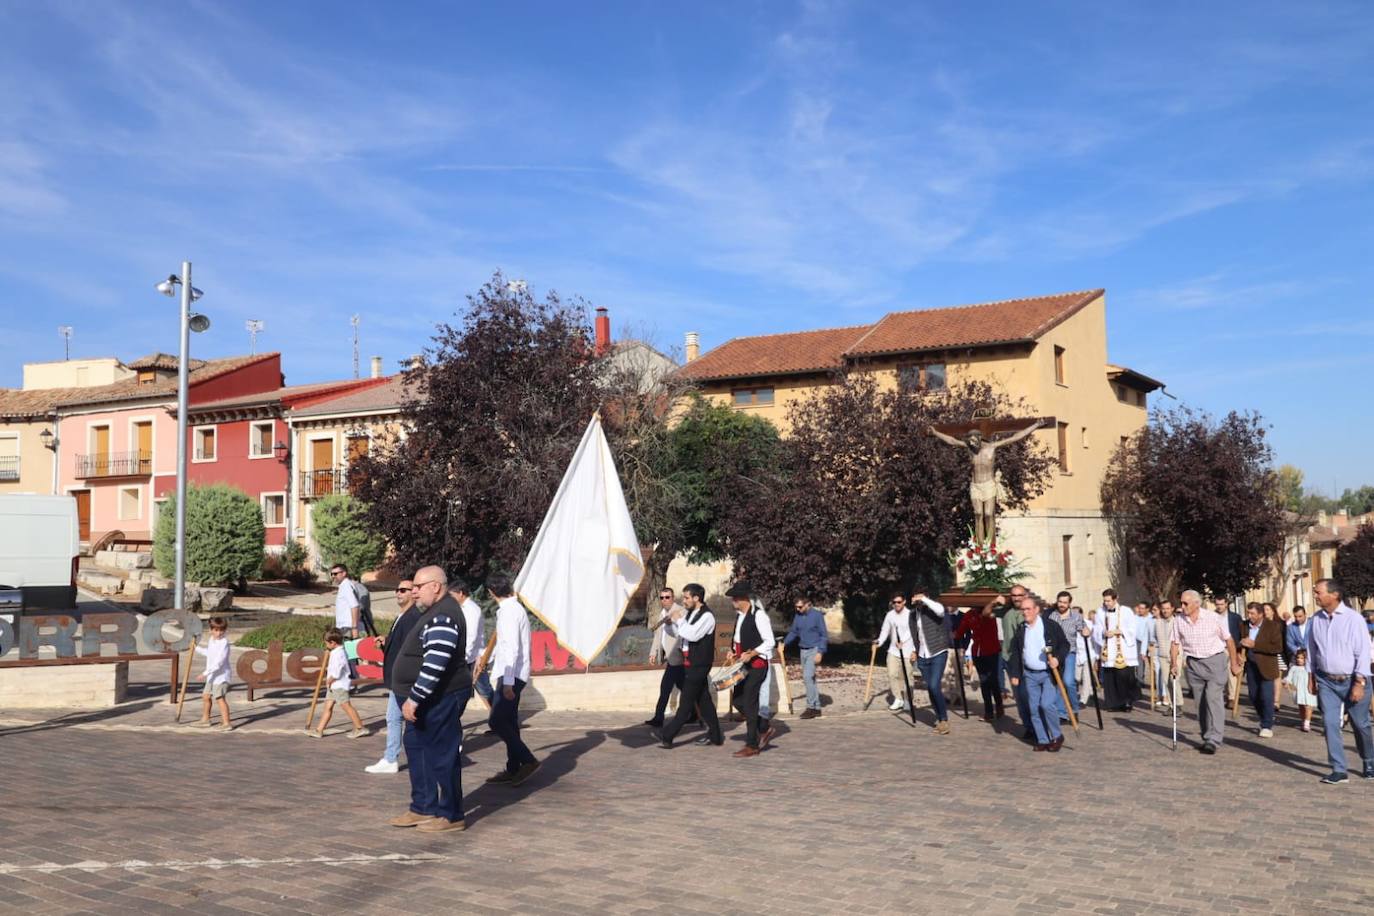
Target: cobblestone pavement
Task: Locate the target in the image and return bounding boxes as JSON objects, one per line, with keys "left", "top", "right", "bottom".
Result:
{"left": 3, "top": 689, "right": 1373, "bottom": 915}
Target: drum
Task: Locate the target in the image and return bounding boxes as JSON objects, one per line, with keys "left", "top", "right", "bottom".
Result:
{"left": 710, "top": 661, "right": 746, "bottom": 692}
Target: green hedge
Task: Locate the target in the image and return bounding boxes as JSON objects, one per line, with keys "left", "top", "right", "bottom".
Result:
{"left": 237, "top": 615, "right": 396, "bottom": 652}
{"left": 154, "top": 484, "right": 265, "bottom": 586}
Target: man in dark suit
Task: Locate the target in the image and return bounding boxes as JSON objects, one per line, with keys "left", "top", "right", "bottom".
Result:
{"left": 1006, "top": 597, "right": 1072, "bottom": 752}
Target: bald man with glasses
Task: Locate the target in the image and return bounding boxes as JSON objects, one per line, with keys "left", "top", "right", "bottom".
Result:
{"left": 389, "top": 566, "right": 473, "bottom": 832}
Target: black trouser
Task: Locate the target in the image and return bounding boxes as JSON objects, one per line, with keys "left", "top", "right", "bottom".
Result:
{"left": 662, "top": 667, "right": 721, "bottom": 744}
{"left": 737, "top": 665, "right": 767, "bottom": 748}
{"left": 651, "top": 664, "right": 686, "bottom": 725}
{"left": 973, "top": 655, "right": 1002, "bottom": 716}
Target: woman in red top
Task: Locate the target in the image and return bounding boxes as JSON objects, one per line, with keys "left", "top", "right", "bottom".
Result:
{"left": 956, "top": 601, "right": 1004, "bottom": 721}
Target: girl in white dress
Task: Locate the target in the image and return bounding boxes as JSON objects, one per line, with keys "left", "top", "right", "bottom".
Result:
{"left": 1284, "top": 648, "right": 1318, "bottom": 732}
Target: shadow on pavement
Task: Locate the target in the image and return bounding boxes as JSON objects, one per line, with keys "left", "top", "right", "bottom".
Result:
{"left": 0, "top": 700, "right": 159, "bottom": 737}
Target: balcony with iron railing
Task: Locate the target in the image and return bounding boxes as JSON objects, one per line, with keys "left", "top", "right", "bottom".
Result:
{"left": 76, "top": 451, "right": 152, "bottom": 479}
{"left": 299, "top": 467, "right": 352, "bottom": 499}
{"left": 0, "top": 455, "right": 19, "bottom": 481}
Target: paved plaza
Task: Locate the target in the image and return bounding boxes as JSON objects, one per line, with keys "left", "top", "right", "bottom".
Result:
{"left": 2, "top": 671, "right": 1373, "bottom": 916}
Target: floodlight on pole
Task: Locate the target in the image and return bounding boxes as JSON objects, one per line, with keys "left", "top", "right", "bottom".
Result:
{"left": 154, "top": 263, "right": 209, "bottom": 613}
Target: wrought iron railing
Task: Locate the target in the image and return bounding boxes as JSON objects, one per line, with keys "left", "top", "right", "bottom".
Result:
{"left": 76, "top": 451, "right": 152, "bottom": 478}
{"left": 299, "top": 468, "right": 346, "bottom": 499}
{"left": 0, "top": 455, "right": 18, "bottom": 481}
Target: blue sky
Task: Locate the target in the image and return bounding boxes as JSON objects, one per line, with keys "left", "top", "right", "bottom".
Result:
{"left": 0, "top": 1, "right": 1370, "bottom": 490}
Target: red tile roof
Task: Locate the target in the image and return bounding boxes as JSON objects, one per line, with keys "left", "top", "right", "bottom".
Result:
{"left": 677, "top": 290, "right": 1105, "bottom": 382}
{"left": 51, "top": 354, "right": 276, "bottom": 408}
{"left": 188, "top": 378, "right": 384, "bottom": 413}
{"left": 288, "top": 375, "right": 417, "bottom": 419}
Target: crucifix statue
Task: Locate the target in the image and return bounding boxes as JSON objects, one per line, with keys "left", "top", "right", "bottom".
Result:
{"left": 929, "top": 410, "right": 1053, "bottom": 544}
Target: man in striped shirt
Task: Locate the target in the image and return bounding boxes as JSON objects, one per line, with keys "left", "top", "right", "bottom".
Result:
{"left": 390, "top": 565, "right": 473, "bottom": 833}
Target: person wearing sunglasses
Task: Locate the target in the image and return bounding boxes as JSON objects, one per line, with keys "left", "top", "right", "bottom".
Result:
{"left": 874, "top": 594, "right": 916, "bottom": 712}
{"left": 366, "top": 578, "right": 421, "bottom": 774}
{"left": 645, "top": 588, "right": 690, "bottom": 729}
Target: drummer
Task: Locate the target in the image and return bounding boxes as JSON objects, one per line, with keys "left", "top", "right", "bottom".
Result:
{"left": 726, "top": 581, "right": 777, "bottom": 758}
{"left": 655, "top": 583, "right": 723, "bottom": 749}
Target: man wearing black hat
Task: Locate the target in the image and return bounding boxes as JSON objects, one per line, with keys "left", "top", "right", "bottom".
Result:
{"left": 726, "top": 581, "right": 777, "bottom": 758}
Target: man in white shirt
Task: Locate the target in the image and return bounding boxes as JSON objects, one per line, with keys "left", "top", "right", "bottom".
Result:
{"left": 646, "top": 588, "right": 688, "bottom": 728}
{"left": 330, "top": 563, "right": 360, "bottom": 638}
{"left": 725, "top": 581, "right": 776, "bottom": 758}
{"left": 485, "top": 573, "right": 540, "bottom": 786}
{"left": 450, "top": 580, "right": 493, "bottom": 706}
{"left": 875, "top": 593, "right": 916, "bottom": 712}
{"left": 655, "top": 583, "right": 723, "bottom": 748}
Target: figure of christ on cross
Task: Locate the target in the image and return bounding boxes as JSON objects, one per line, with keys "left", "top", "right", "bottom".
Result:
{"left": 929, "top": 415, "right": 1051, "bottom": 544}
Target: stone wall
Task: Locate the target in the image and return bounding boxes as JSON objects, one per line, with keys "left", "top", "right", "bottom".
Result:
{"left": 0, "top": 662, "right": 127, "bottom": 708}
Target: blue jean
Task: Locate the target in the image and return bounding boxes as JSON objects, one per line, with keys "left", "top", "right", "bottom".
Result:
{"left": 1024, "top": 669, "right": 1062, "bottom": 744}
{"left": 489, "top": 678, "right": 537, "bottom": 773}
{"left": 384, "top": 690, "right": 404, "bottom": 763}
{"left": 1055, "top": 652, "right": 1080, "bottom": 719}
{"left": 917, "top": 651, "right": 948, "bottom": 722}
{"left": 1316, "top": 673, "right": 1374, "bottom": 776}
{"left": 404, "top": 687, "right": 470, "bottom": 822}
{"left": 759, "top": 663, "right": 773, "bottom": 719}
{"left": 800, "top": 647, "right": 822, "bottom": 710}
{"left": 1245, "top": 661, "right": 1275, "bottom": 729}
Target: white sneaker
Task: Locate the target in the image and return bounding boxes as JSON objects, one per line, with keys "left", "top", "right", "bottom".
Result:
{"left": 888, "top": 698, "right": 903, "bottom": 711}
{"left": 365, "top": 758, "right": 399, "bottom": 774}
{"left": 1258, "top": 728, "right": 1274, "bottom": 739}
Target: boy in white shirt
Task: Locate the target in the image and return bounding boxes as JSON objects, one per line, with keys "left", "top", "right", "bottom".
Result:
{"left": 309, "top": 628, "right": 367, "bottom": 739}
{"left": 190, "top": 616, "right": 233, "bottom": 731}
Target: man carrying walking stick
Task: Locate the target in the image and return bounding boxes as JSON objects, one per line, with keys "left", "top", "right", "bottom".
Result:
{"left": 1169, "top": 588, "right": 1242, "bottom": 755}
{"left": 1006, "top": 596, "right": 1070, "bottom": 751}
{"left": 875, "top": 594, "right": 916, "bottom": 714}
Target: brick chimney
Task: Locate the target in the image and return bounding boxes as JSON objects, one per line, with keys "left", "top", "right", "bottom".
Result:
{"left": 594, "top": 307, "right": 611, "bottom": 356}
{"left": 685, "top": 331, "right": 700, "bottom": 362}
{"left": 370, "top": 356, "right": 383, "bottom": 379}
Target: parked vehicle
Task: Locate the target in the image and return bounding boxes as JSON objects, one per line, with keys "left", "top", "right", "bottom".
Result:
{"left": 0, "top": 494, "right": 80, "bottom": 612}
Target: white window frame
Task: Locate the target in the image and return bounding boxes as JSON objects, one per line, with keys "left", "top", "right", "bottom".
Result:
{"left": 192, "top": 424, "right": 218, "bottom": 463}
{"left": 260, "top": 491, "right": 287, "bottom": 527}
{"left": 86, "top": 421, "right": 112, "bottom": 457}
{"left": 117, "top": 484, "right": 144, "bottom": 521}
{"left": 248, "top": 420, "right": 276, "bottom": 460}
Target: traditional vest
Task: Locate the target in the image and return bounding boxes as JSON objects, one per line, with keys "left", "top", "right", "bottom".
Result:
{"left": 735, "top": 609, "right": 768, "bottom": 668}
{"left": 683, "top": 606, "right": 715, "bottom": 669}
{"left": 909, "top": 604, "right": 951, "bottom": 657}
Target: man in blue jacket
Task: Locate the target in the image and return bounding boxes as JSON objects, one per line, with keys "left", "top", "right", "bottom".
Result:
{"left": 1285, "top": 605, "right": 1312, "bottom": 664}
{"left": 783, "top": 595, "right": 828, "bottom": 719}
{"left": 1006, "top": 597, "right": 1071, "bottom": 752}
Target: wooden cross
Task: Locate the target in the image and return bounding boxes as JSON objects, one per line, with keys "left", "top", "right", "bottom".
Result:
{"left": 930, "top": 412, "right": 1056, "bottom": 439}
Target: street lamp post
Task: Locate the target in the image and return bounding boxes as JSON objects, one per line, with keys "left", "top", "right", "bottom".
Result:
{"left": 156, "top": 262, "right": 209, "bottom": 610}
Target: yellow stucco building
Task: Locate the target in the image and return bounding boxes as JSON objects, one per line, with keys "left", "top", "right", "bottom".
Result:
{"left": 676, "top": 289, "right": 1163, "bottom": 602}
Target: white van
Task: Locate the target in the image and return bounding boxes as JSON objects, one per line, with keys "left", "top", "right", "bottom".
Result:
{"left": 0, "top": 494, "right": 80, "bottom": 611}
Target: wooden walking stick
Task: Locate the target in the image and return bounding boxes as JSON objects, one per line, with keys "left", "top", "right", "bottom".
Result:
{"left": 1147, "top": 646, "right": 1158, "bottom": 709}
{"left": 862, "top": 642, "right": 879, "bottom": 709}
{"left": 304, "top": 651, "right": 329, "bottom": 731}
{"left": 474, "top": 631, "right": 498, "bottom": 710}
{"left": 774, "top": 642, "right": 793, "bottom": 716}
{"left": 1231, "top": 649, "right": 1246, "bottom": 718}
{"left": 1049, "top": 660, "right": 1079, "bottom": 734}
{"left": 175, "top": 637, "right": 198, "bottom": 723}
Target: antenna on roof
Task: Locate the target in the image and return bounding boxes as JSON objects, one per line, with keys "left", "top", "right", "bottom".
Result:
{"left": 58, "top": 325, "right": 72, "bottom": 360}
{"left": 245, "top": 319, "right": 265, "bottom": 355}
{"left": 351, "top": 314, "right": 360, "bottom": 379}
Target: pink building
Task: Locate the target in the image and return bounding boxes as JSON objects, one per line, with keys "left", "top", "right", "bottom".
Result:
{"left": 54, "top": 353, "right": 279, "bottom": 546}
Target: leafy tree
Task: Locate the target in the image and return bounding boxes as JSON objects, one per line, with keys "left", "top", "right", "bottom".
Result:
{"left": 1338, "top": 485, "right": 1374, "bottom": 517}
{"left": 353, "top": 273, "right": 607, "bottom": 583}
{"left": 721, "top": 374, "right": 1055, "bottom": 635}
{"left": 312, "top": 493, "right": 387, "bottom": 578}
{"left": 1101, "top": 406, "right": 1286, "bottom": 600}
{"left": 1276, "top": 464, "right": 1306, "bottom": 513}
{"left": 154, "top": 484, "right": 264, "bottom": 586}
{"left": 1334, "top": 523, "right": 1374, "bottom": 606}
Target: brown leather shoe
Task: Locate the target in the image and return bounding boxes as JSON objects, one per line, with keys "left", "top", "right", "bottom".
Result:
{"left": 732, "top": 746, "right": 760, "bottom": 758}
{"left": 508, "top": 760, "right": 542, "bottom": 787}
{"left": 389, "top": 811, "right": 436, "bottom": 828}
{"left": 799, "top": 708, "right": 820, "bottom": 719}
{"left": 416, "top": 817, "right": 467, "bottom": 833}
{"left": 758, "top": 726, "right": 777, "bottom": 750}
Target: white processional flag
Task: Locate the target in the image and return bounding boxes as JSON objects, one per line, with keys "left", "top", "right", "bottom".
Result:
{"left": 514, "top": 413, "right": 644, "bottom": 665}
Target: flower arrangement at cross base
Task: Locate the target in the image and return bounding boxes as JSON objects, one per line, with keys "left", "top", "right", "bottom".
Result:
{"left": 949, "top": 528, "right": 1031, "bottom": 593}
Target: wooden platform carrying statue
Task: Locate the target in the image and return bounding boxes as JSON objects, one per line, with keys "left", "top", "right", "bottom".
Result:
{"left": 929, "top": 409, "right": 1053, "bottom": 544}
